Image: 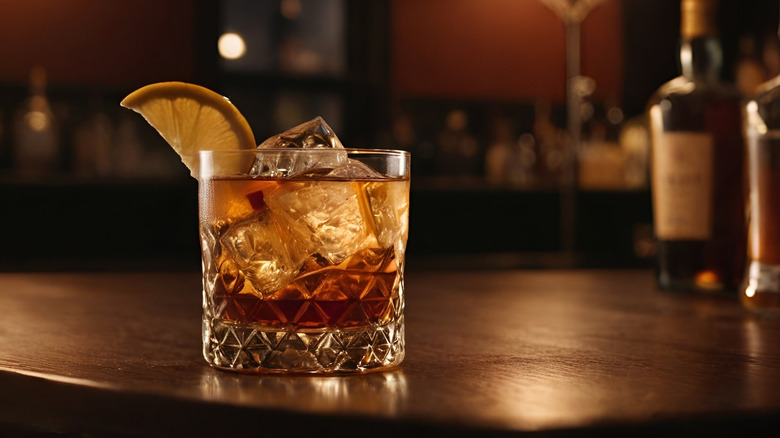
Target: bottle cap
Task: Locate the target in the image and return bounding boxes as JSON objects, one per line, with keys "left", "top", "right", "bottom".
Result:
{"left": 681, "top": 0, "right": 717, "bottom": 39}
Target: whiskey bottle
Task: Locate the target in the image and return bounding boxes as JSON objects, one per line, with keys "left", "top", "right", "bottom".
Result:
{"left": 647, "top": 0, "right": 746, "bottom": 293}
{"left": 741, "top": 22, "right": 780, "bottom": 313}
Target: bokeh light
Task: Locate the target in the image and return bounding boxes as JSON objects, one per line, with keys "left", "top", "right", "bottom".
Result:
{"left": 218, "top": 32, "right": 247, "bottom": 60}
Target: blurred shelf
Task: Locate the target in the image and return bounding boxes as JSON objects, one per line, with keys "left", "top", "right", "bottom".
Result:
{"left": 0, "top": 176, "right": 653, "bottom": 271}
{"left": 409, "top": 178, "right": 653, "bottom": 263}
{"left": 0, "top": 179, "right": 652, "bottom": 270}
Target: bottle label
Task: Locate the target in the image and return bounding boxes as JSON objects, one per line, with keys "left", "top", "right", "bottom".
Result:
{"left": 652, "top": 132, "right": 714, "bottom": 240}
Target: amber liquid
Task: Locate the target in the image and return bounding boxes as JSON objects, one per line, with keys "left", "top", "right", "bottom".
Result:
{"left": 747, "top": 136, "right": 780, "bottom": 264}
{"left": 212, "top": 247, "right": 399, "bottom": 328}
{"left": 743, "top": 135, "right": 780, "bottom": 311}
{"left": 201, "top": 176, "right": 409, "bottom": 330}
{"left": 650, "top": 95, "right": 746, "bottom": 292}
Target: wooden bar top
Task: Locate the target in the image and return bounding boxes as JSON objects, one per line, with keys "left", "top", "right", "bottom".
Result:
{"left": 1, "top": 268, "right": 780, "bottom": 436}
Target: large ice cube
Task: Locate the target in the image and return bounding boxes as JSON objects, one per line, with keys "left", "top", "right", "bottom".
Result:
{"left": 249, "top": 148, "right": 348, "bottom": 178}
{"left": 257, "top": 116, "right": 344, "bottom": 149}
{"left": 365, "top": 180, "right": 410, "bottom": 250}
{"left": 322, "top": 159, "right": 384, "bottom": 179}
{"left": 220, "top": 210, "right": 307, "bottom": 295}
{"left": 265, "top": 180, "right": 373, "bottom": 265}
{"left": 314, "top": 163, "right": 406, "bottom": 250}
{"left": 252, "top": 117, "right": 348, "bottom": 177}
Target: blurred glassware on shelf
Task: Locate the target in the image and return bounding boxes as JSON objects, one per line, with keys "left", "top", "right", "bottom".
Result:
{"left": 0, "top": 108, "right": 6, "bottom": 172}
{"left": 619, "top": 115, "right": 651, "bottom": 189}
{"left": 485, "top": 116, "right": 538, "bottom": 188}
{"left": 578, "top": 143, "right": 626, "bottom": 190}
{"left": 72, "top": 98, "right": 113, "bottom": 179}
{"left": 735, "top": 35, "right": 769, "bottom": 98}
{"left": 509, "top": 133, "right": 539, "bottom": 188}
{"left": 112, "top": 116, "right": 147, "bottom": 179}
{"left": 12, "top": 66, "right": 60, "bottom": 178}
{"left": 435, "top": 109, "right": 480, "bottom": 177}
{"left": 578, "top": 96, "right": 650, "bottom": 191}
{"left": 763, "top": 31, "right": 780, "bottom": 79}
{"left": 534, "top": 100, "right": 568, "bottom": 188}
{"left": 485, "top": 115, "right": 515, "bottom": 185}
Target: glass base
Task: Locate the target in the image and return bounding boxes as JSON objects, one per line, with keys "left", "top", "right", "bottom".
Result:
{"left": 203, "top": 317, "right": 404, "bottom": 373}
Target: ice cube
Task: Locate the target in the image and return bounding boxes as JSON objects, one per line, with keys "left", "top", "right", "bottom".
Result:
{"left": 257, "top": 116, "right": 344, "bottom": 149}
{"left": 249, "top": 148, "right": 347, "bottom": 178}
{"left": 219, "top": 210, "right": 307, "bottom": 295}
{"left": 251, "top": 117, "right": 348, "bottom": 177}
{"left": 365, "top": 180, "right": 410, "bottom": 250}
{"left": 265, "top": 180, "right": 372, "bottom": 265}
{"left": 322, "top": 159, "right": 385, "bottom": 179}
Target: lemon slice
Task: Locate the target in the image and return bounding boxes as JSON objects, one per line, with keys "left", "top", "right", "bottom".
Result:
{"left": 120, "top": 81, "right": 256, "bottom": 178}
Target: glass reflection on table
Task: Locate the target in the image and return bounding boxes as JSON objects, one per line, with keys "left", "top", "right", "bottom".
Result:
{"left": 198, "top": 369, "right": 408, "bottom": 416}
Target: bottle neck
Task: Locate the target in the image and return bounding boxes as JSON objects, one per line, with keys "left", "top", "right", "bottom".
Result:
{"left": 680, "top": 35, "right": 722, "bottom": 80}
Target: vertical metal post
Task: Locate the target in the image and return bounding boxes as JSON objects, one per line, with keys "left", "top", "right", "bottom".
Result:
{"left": 561, "top": 19, "right": 580, "bottom": 253}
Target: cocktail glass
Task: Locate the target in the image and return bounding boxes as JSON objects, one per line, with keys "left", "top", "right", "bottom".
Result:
{"left": 199, "top": 148, "right": 410, "bottom": 373}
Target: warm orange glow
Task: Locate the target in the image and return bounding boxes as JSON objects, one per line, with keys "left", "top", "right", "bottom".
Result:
{"left": 280, "top": 0, "right": 302, "bottom": 20}
{"left": 25, "top": 111, "right": 49, "bottom": 132}
{"left": 0, "top": 1, "right": 194, "bottom": 85}
{"left": 695, "top": 270, "right": 721, "bottom": 289}
{"left": 391, "top": 0, "right": 624, "bottom": 102}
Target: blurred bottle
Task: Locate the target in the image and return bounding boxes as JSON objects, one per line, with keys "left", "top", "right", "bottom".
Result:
{"left": 13, "top": 66, "right": 61, "bottom": 178}
{"left": 647, "top": 0, "right": 746, "bottom": 293}
{"left": 435, "top": 109, "right": 479, "bottom": 177}
{"left": 112, "top": 116, "right": 146, "bottom": 179}
{"left": 618, "top": 115, "right": 651, "bottom": 190}
{"left": 0, "top": 108, "right": 6, "bottom": 171}
{"left": 763, "top": 31, "right": 780, "bottom": 79}
{"left": 485, "top": 116, "right": 514, "bottom": 185}
{"left": 508, "top": 133, "right": 538, "bottom": 188}
{"left": 72, "top": 96, "right": 113, "bottom": 179}
{"left": 578, "top": 102, "right": 628, "bottom": 190}
{"left": 741, "top": 8, "right": 780, "bottom": 313}
{"left": 534, "top": 100, "right": 566, "bottom": 188}
{"left": 485, "top": 115, "right": 537, "bottom": 187}
{"left": 735, "top": 35, "right": 768, "bottom": 98}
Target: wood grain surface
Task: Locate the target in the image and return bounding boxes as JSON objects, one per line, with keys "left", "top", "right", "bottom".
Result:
{"left": 1, "top": 269, "right": 779, "bottom": 436}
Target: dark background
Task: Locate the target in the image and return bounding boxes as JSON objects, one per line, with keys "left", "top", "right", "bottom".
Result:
{"left": 1, "top": 0, "right": 777, "bottom": 271}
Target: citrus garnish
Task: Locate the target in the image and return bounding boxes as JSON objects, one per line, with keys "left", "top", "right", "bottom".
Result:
{"left": 120, "top": 81, "right": 256, "bottom": 177}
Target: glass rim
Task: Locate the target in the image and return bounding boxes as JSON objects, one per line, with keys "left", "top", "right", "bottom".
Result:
{"left": 199, "top": 148, "right": 410, "bottom": 157}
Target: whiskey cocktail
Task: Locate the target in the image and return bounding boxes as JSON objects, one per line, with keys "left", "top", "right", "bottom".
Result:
{"left": 121, "top": 82, "right": 410, "bottom": 372}
{"left": 200, "top": 147, "right": 409, "bottom": 372}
